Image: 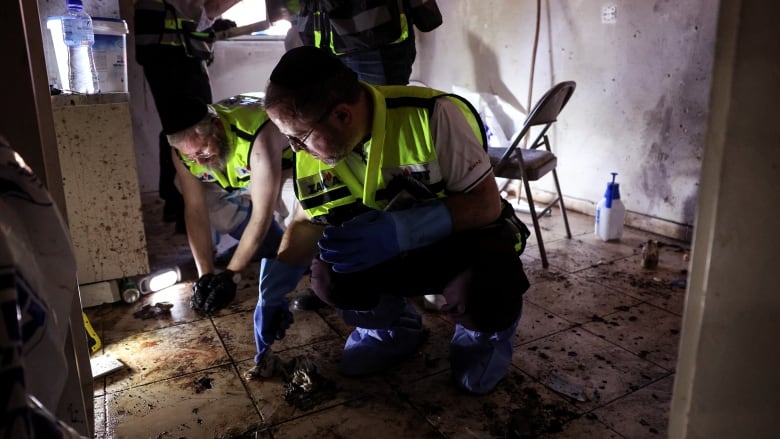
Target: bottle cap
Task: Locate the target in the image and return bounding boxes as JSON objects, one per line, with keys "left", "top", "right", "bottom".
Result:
{"left": 122, "top": 287, "right": 140, "bottom": 303}
{"left": 67, "top": 0, "right": 84, "bottom": 10}
{"left": 120, "top": 278, "right": 140, "bottom": 303}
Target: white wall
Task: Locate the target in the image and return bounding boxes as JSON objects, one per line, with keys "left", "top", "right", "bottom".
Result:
{"left": 415, "top": 0, "right": 717, "bottom": 240}
{"left": 209, "top": 38, "right": 287, "bottom": 101}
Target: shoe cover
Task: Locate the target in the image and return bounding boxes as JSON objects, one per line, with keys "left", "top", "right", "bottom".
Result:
{"left": 338, "top": 294, "right": 409, "bottom": 328}
{"left": 450, "top": 320, "right": 519, "bottom": 394}
{"left": 339, "top": 296, "right": 423, "bottom": 376}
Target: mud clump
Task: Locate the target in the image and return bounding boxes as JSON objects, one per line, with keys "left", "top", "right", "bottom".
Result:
{"left": 281, "top": 355, "right": 337, "bottom": 411}
{"left": 133, "top": 302, "right": 174, "bottom": 319}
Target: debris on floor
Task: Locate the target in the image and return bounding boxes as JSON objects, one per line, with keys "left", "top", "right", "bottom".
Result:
{"left": 488, "top": 374, "right": 578, "bottom": 437}
{"left": 90, "top": 354, "right": 125, "bottom": 378}
{"left": 546, "top": 371, "right": 588, "bottom": 402}
{"left": 641, "top": 239, "right": 660, "bottom": 269}
{"left": 133, "top": 302, "right": 174, "bottom": 319}
{"left": 193, "top": 376, "right": 214, "bottom": 393}
{"left": 281, "top": 355, "right": 337, "bottom": 411}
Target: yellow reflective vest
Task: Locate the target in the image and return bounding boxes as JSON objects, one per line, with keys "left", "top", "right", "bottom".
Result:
{"left": 181, "top": 94, "right": 293, "bottom": 190}
{"left": 294, "top": 84, "right": 486, "bottom": 225}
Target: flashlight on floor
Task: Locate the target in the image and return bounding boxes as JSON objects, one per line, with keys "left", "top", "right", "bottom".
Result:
{"left": 138, "top": 267, "right": 181, "bottom": 295}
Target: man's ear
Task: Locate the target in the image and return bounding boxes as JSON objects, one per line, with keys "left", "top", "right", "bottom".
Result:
{"left": 332, "top": 103, "right": 352, "bottom": 126}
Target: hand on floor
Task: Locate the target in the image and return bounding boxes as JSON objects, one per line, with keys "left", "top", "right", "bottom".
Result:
{"left": 191, "top": 271, "right": 237, "bottom": 313}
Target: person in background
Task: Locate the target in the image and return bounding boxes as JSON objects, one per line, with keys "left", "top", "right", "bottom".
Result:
{"left": 248, "top": 46, "right": 530, "bottom": 395}
{"left": 133, "top": 0, "right": 239, "bottom": 232}
{"left": 288, "top": 0, "right": 443, "bottom": 310}
{"left": 293, "top": 0, "right": 434, "bottom": 85}
{"left": 164, "top": 94, "right": 292, "bottom": 313}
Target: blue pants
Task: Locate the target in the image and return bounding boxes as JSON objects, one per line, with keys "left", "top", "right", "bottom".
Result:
{"left": 339, "top": 36, "right": 416, "bottom": 86}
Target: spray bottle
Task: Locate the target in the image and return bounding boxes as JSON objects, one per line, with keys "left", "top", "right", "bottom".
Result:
{"left": 595, "top": 172, "right": 626, "bottom": 241}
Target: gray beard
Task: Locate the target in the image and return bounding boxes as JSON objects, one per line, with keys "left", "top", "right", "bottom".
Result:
{"left": 207, "top": 134, "right": 230, "bottom": 174}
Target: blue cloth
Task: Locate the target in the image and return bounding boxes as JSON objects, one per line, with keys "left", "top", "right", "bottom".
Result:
{"left": 253, "top": 258, "right": 306, "bottom": 363}
{"left": 450, "top": 319, "right": 519, "bottom": 395}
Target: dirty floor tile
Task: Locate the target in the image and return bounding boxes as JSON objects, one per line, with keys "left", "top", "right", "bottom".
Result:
{"left": 89, "top": 193, "right": 686, "bottom": 438}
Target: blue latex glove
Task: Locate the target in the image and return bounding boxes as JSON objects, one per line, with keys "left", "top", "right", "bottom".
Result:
{"left": 253, "top": 258, "right": 306, "bottom": 363}
{"left": 318, "top": 200, "right": 453, "bottom": 273}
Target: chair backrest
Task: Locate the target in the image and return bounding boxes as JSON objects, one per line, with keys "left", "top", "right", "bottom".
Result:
{"left": 494, "top": 81, "right": 576, "bottom": 170}
{"left": 525, "top": 81, "right": 576, "bottom": 129}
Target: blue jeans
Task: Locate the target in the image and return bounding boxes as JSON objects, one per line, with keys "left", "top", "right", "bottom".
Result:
{"left": 339, "top": 37, "right": 416, "bottom": 85}
{"left": 228, "top": 203, "right": 283, "bottom": 260}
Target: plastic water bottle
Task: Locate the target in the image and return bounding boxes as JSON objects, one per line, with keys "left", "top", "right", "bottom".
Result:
{"left": 595, "top": 172, "right": 626, "bottom": 241}
{"left": 62, "top": 0, "right": 99, "bottom": 94}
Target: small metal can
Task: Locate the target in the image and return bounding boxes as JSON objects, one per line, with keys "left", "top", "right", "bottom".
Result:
{"left": 119, "top": 278, "right": 141, "bottom": 303}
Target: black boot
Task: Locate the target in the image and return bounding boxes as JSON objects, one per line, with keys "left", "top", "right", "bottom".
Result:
{"left": 292, "top": 288, "right": 326, "bottom": 311}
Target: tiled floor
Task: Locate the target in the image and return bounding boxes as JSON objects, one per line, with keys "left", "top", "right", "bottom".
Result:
{"left": 85, "top": 192, "right": 690, "bottom": 439}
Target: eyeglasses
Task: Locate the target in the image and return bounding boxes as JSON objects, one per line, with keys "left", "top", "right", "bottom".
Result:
{"left": 285, "top": 104, "right": 335, "bottom": 152}
{"left": 287, "top": 126, "right": 316, "bottom": 152}
{"left": 183, "top": 149, "right": 215, "bottom": 162}
{"left": 178, "top": 133, "right": 217, "bottom": 163}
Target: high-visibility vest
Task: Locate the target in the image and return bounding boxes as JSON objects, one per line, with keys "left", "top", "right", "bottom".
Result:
{"left": 294, "top": 84, "right": 486, "bottom": 225}
{"left": 181, "top": 94, "right": 293, "bottom": 190}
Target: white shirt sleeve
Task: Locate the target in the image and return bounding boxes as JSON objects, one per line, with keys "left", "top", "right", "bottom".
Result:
{"left": 430, "top": 97, "right": 493, "bottom": 193}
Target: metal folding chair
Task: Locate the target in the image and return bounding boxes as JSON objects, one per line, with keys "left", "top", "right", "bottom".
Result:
{"left": 488, "top": 81, "right": 576, "bottom": 267}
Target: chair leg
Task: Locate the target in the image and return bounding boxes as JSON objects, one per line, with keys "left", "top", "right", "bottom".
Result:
{"left": 551, "top": 169, "right": 572, "bottom": 239}
{"left": 522, "top": 178, "right": 548, "bottom": 268}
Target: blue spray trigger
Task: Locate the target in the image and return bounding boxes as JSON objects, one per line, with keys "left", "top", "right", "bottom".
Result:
{"left": 604, "top": 172, "right": 620, "bottom": 208}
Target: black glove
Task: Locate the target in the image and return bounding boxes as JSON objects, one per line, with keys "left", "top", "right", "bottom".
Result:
{"left": 191, "top": 273, "right": 215, "bottom": 311}
{"left": 203, "top": 270, "right": 238, "bottom": 313}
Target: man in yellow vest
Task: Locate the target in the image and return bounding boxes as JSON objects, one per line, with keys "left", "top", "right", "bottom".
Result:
{"left": 134, "top": 0, "right": 239, "bottom": 231}
{"left": 287, "top": 0, "right": 444, "bottom": 311}
{"left": 163, "top": 94, "right": 292, "bottom": 313}
{"left": 250, "top": 46, "right": 530, "bottom": 395}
